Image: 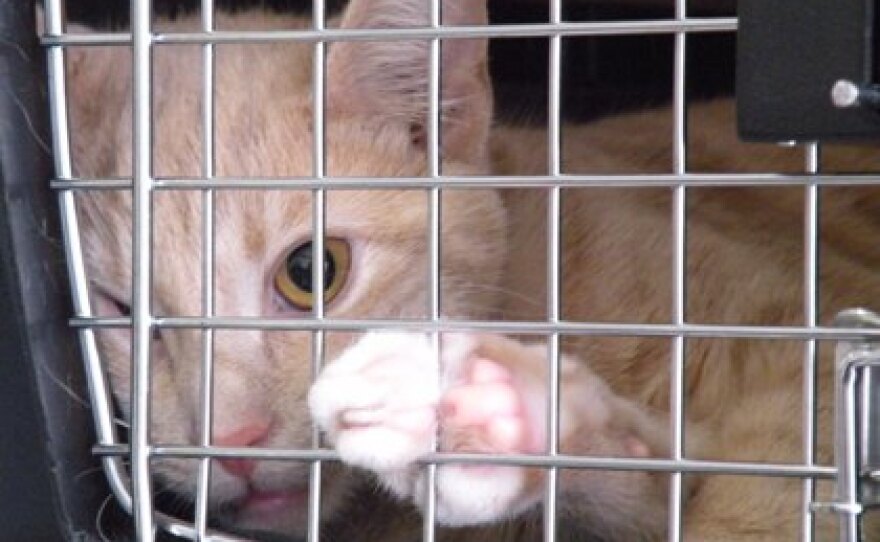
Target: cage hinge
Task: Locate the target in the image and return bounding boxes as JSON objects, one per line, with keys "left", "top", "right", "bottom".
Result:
{"left": 811, "top": 308, "right": 880, "bottom": 542}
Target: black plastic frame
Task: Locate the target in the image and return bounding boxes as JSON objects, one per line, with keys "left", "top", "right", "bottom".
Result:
{"left": 737, "top": 0, "right": 880, "bottom": 141}
{"left": 0, "top": 1, "right": 109, "bottom": 539}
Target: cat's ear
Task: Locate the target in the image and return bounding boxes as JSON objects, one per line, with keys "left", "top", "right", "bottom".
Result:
{"left": 327, "top": 0, "right": 492, "bottom": 167}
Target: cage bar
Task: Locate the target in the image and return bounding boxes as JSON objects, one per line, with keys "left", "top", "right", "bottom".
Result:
{"left": 835, "top": 353, "right": 880, "bottom": 541}
{"left": 0, "top": 1, "right": 105, "bottom": 537}
{"left": 43, "top": 0, "right": 128, "bottom": 497}
{"left": 194, "top": 0, "right": 218, "bottom": 538}
{"left": 308, "top": 0, "right": 327, "bottom": 539}
{"left": 544, "top": 0, "right": 563, "bottom": 540}
{"left": 669, "top": 0, "right": 688, "bottom": 538}
{"left": 422, "top": 0, "right": 442, "bottom": 539}
{"left": 41, "top": 18, "right": 739, "bottom": 48}
{"left": 93, "top": 443, "right": 835, "bottom": 478}
{"left": 49, "top": 172, "right": 880, "bottom": 191}
{"left": 33, "top": 1, "right": 880, "bottom": 541}
{"left": 129, "top": 0, "right": 157, "bottom": 538}
{"left": 801, "top": 143, "right": 821, "bottom": 541}
{"left": 41, "top": 0, "right": 171, "bottom": 536}
{"left": 69, "top": 316, "right": 880, "bottom": 341}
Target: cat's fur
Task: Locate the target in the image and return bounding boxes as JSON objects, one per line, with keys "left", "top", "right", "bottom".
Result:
{"left": 65, "top": 0, "right": 880, "bottom": 540}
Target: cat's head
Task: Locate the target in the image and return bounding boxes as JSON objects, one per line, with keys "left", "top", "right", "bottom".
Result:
{"left": 70, "top": 0, "right": 504, "bottom": 536}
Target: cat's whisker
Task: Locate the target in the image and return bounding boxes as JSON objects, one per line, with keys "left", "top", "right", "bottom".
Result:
{"left": 442, "top": 298, "right": 544, "bottom": 322}
{"left": 94, "top": 492, "right": 114, "bottom": 542}
{"left": 74, "top": 465, "right": 107, "bottom": 482}
{"left": 37, "top": 361, "right": 91, "bottom": 409}
{"left": 451, "top": 281, "right": 545, "bottom": 310}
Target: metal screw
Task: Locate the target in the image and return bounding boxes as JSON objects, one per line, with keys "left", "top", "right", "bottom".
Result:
{"left": 831, "top": 79, "right": 880, "bottom": 109}
{"left": 831, "top": 80, "right": 860, "bottom": 108}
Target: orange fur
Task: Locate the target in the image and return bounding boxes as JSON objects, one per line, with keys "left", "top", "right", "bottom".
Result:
{"left": 67, "top": 1, "right": 880, "bottom": 540}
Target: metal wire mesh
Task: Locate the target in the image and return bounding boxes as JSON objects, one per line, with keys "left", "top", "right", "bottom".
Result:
{"left": 38, "top": 1, "right": 880, "bottom": 541}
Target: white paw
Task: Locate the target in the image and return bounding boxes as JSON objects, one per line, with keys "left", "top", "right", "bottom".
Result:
{"left": 311, "top": 332, "right": 658, "bottom": 529}
{"left": 308, "top": 332, "right": 441, "bottom": 472}
{"left": 310, "top": 332, "right": 572, "bottom": 524}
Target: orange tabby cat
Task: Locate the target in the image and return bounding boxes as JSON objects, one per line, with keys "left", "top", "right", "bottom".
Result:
{"left": 65, "top": 0, "right": 880, "bottom": 540}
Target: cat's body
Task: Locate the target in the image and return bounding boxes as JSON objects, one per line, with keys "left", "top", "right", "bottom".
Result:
{"left": 66, "top": 1, "right": 880, "bottom": 541}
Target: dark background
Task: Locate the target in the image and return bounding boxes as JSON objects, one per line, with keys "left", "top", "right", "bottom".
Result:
{"left": 64, "top": 0, "right": 738, "bottom": 124}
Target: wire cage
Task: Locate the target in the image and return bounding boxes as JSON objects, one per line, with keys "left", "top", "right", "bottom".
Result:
{"left": 3, "top": 0, "right": 880, "bottom": 540}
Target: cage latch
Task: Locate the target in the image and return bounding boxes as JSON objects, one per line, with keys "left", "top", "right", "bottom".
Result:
{"left": 812, "top": 308, "right": 880, "bottom": 541}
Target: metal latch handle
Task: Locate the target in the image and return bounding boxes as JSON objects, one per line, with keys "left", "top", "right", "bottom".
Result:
{"left": 812, "top": 308, "right": 880, "bottom": 542}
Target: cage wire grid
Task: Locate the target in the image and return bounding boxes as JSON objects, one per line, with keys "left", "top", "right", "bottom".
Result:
{"left": 37, "top": 0, "right": 879, "bottom": 540}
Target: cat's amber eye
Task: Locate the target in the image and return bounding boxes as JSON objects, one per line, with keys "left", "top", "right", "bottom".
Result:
{"left": 273, "top": 239, "right": 351, "bottom": 311}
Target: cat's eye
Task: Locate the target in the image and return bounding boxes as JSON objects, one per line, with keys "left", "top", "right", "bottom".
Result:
{"left": 273, "top": 239, "right": 351, "bottom": 311}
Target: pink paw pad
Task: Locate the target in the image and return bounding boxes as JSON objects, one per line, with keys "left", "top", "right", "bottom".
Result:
{"left": 439, "top": 358, "right": 539, "bottom": 454}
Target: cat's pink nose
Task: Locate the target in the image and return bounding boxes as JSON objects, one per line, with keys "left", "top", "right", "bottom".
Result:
{"left": 214, "top": 421, "right": 271, "bottom": 479}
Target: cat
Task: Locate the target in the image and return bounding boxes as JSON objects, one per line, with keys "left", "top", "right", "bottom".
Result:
{"left": 64, "top": 0, "right": 880, "bottom": 540}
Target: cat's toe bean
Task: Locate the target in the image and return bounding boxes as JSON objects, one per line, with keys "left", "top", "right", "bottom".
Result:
{"left": 440, "top": 357, "right": 538, "bottom": 454}
{"left": 470, "top": 357, "right": 513, "bottom": 384}
{"left": 440, "top": 382, "right": 520, "bottom": 426}
{"left": 486, "top": 416, "right": 526, "bottom": 451}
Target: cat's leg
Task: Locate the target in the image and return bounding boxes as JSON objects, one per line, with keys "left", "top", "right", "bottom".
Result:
{"left": 309, "top": 332, "right": 669, "bottom": 539}
{"left": 679, "top": 387, "right": 838, "bottom": 542}
{"left": 428, "top": 333, "right": 670, "bottom": 537}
